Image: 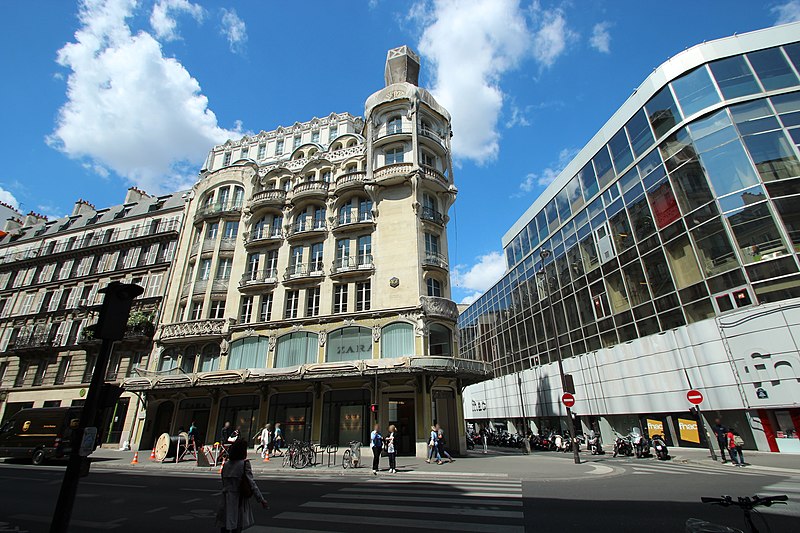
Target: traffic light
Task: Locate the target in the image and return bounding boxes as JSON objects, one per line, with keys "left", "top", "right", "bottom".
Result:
{"left": 370, "top": 403, "right": 378, "bottom": 414}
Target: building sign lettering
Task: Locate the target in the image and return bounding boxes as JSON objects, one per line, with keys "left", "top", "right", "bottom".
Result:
{"left": 471, "top": 399, "right": 487, "bottom": 412}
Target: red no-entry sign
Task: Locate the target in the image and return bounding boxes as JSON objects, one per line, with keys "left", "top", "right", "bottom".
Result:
{"left": 687, "top": 389, "right": 704, "bottom": 405}
{"left": 562, "top": 393, "right": 575, "bottom": 408}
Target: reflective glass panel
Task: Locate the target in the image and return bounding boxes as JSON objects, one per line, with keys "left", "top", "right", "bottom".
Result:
{"left": 545, "top": 199, "right": 559, "bottom": 232}
{"left": 660, "top": 128, "right": 697, "bottom": 171}
{"left": 565, "top": 175, "right": 584, "bottom": 213}
{"left": 556, "top": 186, "right": 571, "bottom": 221}
{"left": 773, "top": 196, "right": 800, "bottom": 249}
{"left": 725, "top": 202, "right": 788, "bottom": 264}
{"left": 718, "top": 185, "right": 766, "bottom": 212}
{"left": 623, "top": 261, "right": 650, "bottom": 307}
{"left": 697, "top": 133, "right": 760, "bottom": 196}
{"left": 671, "top": 66, "right": 721, "bottom": 117}
{"left": 742, "top": 130, "right": 800, "bottom": 181}
{"left": 593, "top": 145, "right": 615, "bottom": 189}
{"left": 668, "top": 159, "right": 715, "bottom": 214}
{"left": 609, "top": 209, "right": 634, "bottom": 252}
{"left": 771, "top": 91, "right": 800, "bottom": 114}
{"left": 646, "top": 85, "right": 683, "bottom": 139}
{"left": 642, "top": 250, "right": 675, "bottom": 297}
{"left": 627, "top": 195, "right": 656, "bottom": 241}
{"left": 637, "top": 150, "right": 662, "bottom": 178}
{"left": 609, "top": 128, "right": 634, "bottom": 173}
{"left": 618, "top": 167, "right": 640, "bottom": 194}
{"left": 626, "top": 108, "right": 656, "bottom": 157}
{"left": 709, "top": 56, "right": 761, "bottom": 99}
{"left": 578, "top": 162, "right": 599, "bottom": 201}
{"left": 665, "top": 235, "right": 703, "bottom": 289}
{"left": 579, "top": 232, "right": 600, "bottom": 272}
{"left": 605, "top": 271, "right": 630, "bottom": 313}
{"left": 784, "top": 43, "right": 800, "bottom": 72}
{"left": 747, "top": 48, "right": 799, "bottom": 91}
{"left": 690, "top": 218, "right": 739, "bottom": 276}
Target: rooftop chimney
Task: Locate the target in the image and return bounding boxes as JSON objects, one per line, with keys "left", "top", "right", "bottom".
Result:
{"left": 72, "top": 199, "right": 96, "bottom": 218}
{"left": 23, "top": 211, "right": 48, "bottom": 227}
{"left": 125, "top": 187, "right": 150, "bottom": 204}
{"left": 385, "top": 45, "right": 420, "bottom": 87}
{"left": 2, "top": 217, "right": 22, "bottom": 233}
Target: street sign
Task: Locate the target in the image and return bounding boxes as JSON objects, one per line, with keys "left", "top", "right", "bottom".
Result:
{"left": 687, "top": 389, "right": 704, "bottom": 405}
{"left": 561, "top": 393, "right": 575, "bottom": 408}
{"left": 79, "top": 427, "right": 97, "bottom": 457}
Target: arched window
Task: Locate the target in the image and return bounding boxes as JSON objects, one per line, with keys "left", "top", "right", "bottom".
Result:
{"left": 385, "top": 146, "right": 404, "bottom": 165}
{"left": 181, "top": 344, "right": 200, "bottom": 373}
{"left": 199, "top": 344, "right": 220, "bottom": 372}
{"left": 326, "top": 327, "right": 372, "bottom": 362}
{"left": 429, "top": 324, "right": 452, "bottom": 356}
{"left": 158, "top": 348, "right": 178, "bottom": 372}
{"left": 228, "top": 336, "right": 269, "bottom": 369}
{"left": 381, "top": 323, "right": 415, "bottom": 358}
{"left": 387, "top": 116, "right": 403, "bottom": 134}
{"left": 275, "top": 332, "right": 318, "bottom": 367}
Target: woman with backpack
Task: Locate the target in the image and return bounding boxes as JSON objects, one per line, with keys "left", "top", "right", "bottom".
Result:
{"left": 370, "top": 423, "right": 383, "bottom": 475}
{"left": 215, "top": 438, "right": 268, "bottom": 533}
{"left": 727, "top": 429, "right": 745, "bottom": 467}
{"left": 386, "top": 424, "right": 398, "bottom": 473}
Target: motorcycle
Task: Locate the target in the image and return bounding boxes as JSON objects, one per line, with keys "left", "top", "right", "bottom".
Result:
{"left": 630, "top": 428, "right": 651, "bottom": 458}
{"left": 587, "top": 431, "right": 604, "bottom": 455}
{"left": 612, "top": 434, "right": 633, "bottom": 457}
{"left": 652, "top": 434, "right": 669, "bottom": 461}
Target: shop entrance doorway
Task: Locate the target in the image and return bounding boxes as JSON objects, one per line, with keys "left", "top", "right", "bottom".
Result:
{"left": 388, "top": 396, "right": 415, "bottom": 456}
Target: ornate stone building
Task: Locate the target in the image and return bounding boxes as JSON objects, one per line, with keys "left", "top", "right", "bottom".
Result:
{"left": 125, "top": 46, "right": 489, "bottom": 456}
{"left": 0, "top": 189, "right": 184, "bottom": 447}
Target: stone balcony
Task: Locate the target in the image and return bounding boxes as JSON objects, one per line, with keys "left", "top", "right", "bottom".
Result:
{"left": 158, "top": 319, "right": 229, "bottom": 342}
{"left": 248, "top": 189, "right": 287, "bottom": 211}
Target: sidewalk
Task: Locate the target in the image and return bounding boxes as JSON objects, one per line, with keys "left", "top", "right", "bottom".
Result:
{"left": 666, "top": 446, "right": 800, "bottom": 475}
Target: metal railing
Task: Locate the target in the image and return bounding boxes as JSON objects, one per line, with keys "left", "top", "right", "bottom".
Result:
{"left": 419, "top": 126, "right": 447, "bottom": 144}
{"left": 240, "top": 269, "right": 279, "bottom": 286}
{"left": 247, "top": 227, "right": 283, "bottom": 243}
{"left": 284, "top": 263, "right": 325, "bottom": 281}
{"left": 420, "top": 165, "right": 448, "bottom": 186}
{"left": 195, "top": 201, "right": 243, "bottom": 218}
{"left": 423, "top": 251, "right": 448, "bottom": 269}
{"left": 420, "top": 207, "right": 444, "bottom": 225}
{"left": 376, "top": 126, "right": 412, "bottom": 140}
{"left": 331, "top": 255, "right": 374, "bottom": 274}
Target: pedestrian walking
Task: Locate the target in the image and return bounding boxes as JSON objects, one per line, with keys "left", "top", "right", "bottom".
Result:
{"left": 480, "top": 426, "right": 488, "bottom": 454}
{"left": 436, "top": 424, "right": 454, "bottom": 463}
{"left": 220, "top": 421, "right": 234, "bottom": 442}
{"left": 386, "top": 424, "right": 397, "bottom": 473}
{"left": 370, "top": 424, "right": 383, "bottom": 474}
{"left": 727, "top": 429, "right": 745, "bottom": 467}
{"left": 215, "top": 438, "right": 268, "bottom": 533}
{"left": 258, "top": 423, "right": 271, "bottom": 459}
{"left": 426, "top": 425, "right": 442, "bottom": 464}
{"left": 272, "top": 422, "right": 283, "bottom": 456}
{"left": 713, "top": 418, "right": 729, "bottom": 463}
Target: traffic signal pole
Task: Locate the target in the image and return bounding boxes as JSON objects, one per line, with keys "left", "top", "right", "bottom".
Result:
{"left": 50, "top": 282, "right": 143, "bottom": 533}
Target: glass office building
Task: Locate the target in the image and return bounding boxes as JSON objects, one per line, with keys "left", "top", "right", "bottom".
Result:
{"left": 459, "top": 23, "right": 800, "bottom": 453}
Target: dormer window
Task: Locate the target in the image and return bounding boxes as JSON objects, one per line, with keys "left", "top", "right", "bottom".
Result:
{"left": 293, "top": 135, "right": 301, "bottom": 149}
{"left": 241, "top": 145, "right": 249, "bottom": 159}
{"left": 387, "top": 116, "right": 403, "bottom": 135}
{"left": 257, "top": 143, "right": 266, "bottom": 159}
{"left": 276, "top": 139, "right": 284, "bottom": 155}
{"left": 312, "top": 131, "right": 320, "bottom": 143}
{"left": 329, "top": 126, "right": 338, "bottom": 142}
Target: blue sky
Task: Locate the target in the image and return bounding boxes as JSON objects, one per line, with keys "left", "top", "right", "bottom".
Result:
{"left": 1, "top": 0, "right": 798, "bottom": 304}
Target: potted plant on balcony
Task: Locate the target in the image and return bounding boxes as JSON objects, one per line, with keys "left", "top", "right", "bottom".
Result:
{"left": 127, "top": 311, "right": 156, "bottom": 338}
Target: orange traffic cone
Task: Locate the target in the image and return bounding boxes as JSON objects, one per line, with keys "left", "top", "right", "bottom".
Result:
{"left": 149, "top": 449, "right": 156, "bottom": 460}
{"left": 218, "top": 456, "right": 225, "bottom": 474}
{"left": 130, "top": 452, "right": 139, "bottom": 465}
{"left": 263, "top": 454, "right": 269, "bottom": 462}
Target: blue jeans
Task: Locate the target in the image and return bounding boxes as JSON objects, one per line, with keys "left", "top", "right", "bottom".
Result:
{"left": 428, "top": 444, "right": 441, "bottom": 461}
{"left": 729, "top": 446, "right": 744, "bottom": 464}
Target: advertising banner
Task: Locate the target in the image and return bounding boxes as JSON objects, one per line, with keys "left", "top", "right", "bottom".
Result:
{"left": 678, "top": 418, "right": 700, "bottom": 443}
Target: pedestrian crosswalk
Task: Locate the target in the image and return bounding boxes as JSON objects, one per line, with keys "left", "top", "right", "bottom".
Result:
{"left": 262, "top": 477, "right": 525, "bottom": 532}
{"left": 754, "top": 476, "right": 800, "bottom": 519}
{"left": 627, "top": 460, "right": 770, "bottom": 477}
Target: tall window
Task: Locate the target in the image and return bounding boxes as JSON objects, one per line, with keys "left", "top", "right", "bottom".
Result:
{"left": 257, "top": 143, "right": 266, "bottom": 160}
{"left": 275, "top": 332, "right": 318, "bottom": 367}
{"left": 427, "top": 278, "right": 442, "bottom": 297}
{"left": 190, "top": 301, "right": 204, "bottom": 320}
{"left": 228, "top": 337, "right": 269, "bottom": 369}
{"left": 264, "top": 250, "right": 278, "bottom": 275}
{"left": 290, "top": 246, "right": 303, "bottom": 273}
{"left": 429, "top": 324, "right": 452, "bottom": 356}
{"left": 198, "top": 258, "right": 212, "bottom": 280}
{"left": 216, "top": 258, "right": 232, "bottom": 280}
{"left": 54, "top": 356, "right": 71, "bottom": 385}
{"left": 199, "top": 345, "right": 220, "bottom": 372}
{"left": 271, "top": 215, "right": 283, "bottom": 236}
{"left": 285, "top": 290, "right": 299, "bottom": 319}
{"left": 223, "top": 152, "right": 231, "bottom": 166}
{"left": 312, "top": 130, "right": 320, "bottom": 143}
{"left": 420, "top": 150, "right": 436, "bottom": 168}
{"left": 241, "top": 145, "right": 249, "bottom": 159}
{"left": 326, "top": 327, "right": 372, "bottom": 362}
{"left": 224, "top": 221, "right": 239, "bottom": 239}
{"left": 333, "top": 284, "right": 348, "bottom": 314}
{"left": 293, "top": 135, "right": 301, "bottom": 149}
{"left": 306, "top": 287, "right": 320, "bottom": 317}
{"left": 276, "top": 139, "right": 284, "bottom": 155}
{"left": 240, "top": 296, "right": 253, "bottom": 323}
{"left": 357, "top": 235, "right": 371, "bottom": 265}
{"left": 424, "top": 232, "right": 440, "bottom": 258}
{"left": 356, "top": 282, "right": 371, "bottom": 312}
{"left": 218, "top": 187, "right": 230, "bottom": 206}
{"left": 310, "top": 243, "right": 324, "bottom": 271}
{"left": 336, "top": 239, "right": 350, "bottom": 268}
{"left": 260, "top": 293, "right": 273, "bottom": 322}
{"left": 338, "top": 200, "right": 352, "bottom": 225}
{"left": 246, "top": 253, "right": 260, "bottom": 279}
{"left": 206, "top": 222, "right": 219, "bottom": 239}
{"left": 358, "top": 198, "right": 372, "bottom": 221}
{"left": 385, "top": 146, "right": 404, "bottom": 164}
{"left": 329, "top": 126, "right": 338, "bottom": 142}
{"left": 381, "top": 323, "right": 414, "bottom": 358}
{"left": 313, "top": 206, "right": 326, "bottom": 229}
{"left": 387, "top": 116, "right": 403, "bottom": 134}
{"left": 210, "top": 300, "right": 226, "bottom": 319}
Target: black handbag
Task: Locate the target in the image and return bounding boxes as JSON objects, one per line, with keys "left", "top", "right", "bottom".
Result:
{"left": 239, "top": 460, "right": 253, "bottom": 499}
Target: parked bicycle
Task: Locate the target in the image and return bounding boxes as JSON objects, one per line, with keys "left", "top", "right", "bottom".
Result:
{"left": 686, "top": 494, "right": 788, "bottom": 533}
{"left": 342, "top": 440, "right": 362, "bottom": 469}
{"left": 281, "top": 440, "right": 315, "bottom": 469}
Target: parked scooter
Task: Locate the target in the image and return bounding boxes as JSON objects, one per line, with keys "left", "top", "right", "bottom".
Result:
{"left": 612, "top": 434, "right": 633, "bottom": 457}
{"left": 651, "top": 434, "right": 669, "bottom": 461}
{"left": 587, "top": 430, "right": 604, "bottom": 455}
{"left": 629, "top": 428, "right": 651, "bottom": 458}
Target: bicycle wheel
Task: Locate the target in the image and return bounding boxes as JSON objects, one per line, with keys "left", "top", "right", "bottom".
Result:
{"left": 282, "top": 450, "right": 292, "bottom": 468}
{"left": 342, "top": 449, "right": 352, "bottom": 469}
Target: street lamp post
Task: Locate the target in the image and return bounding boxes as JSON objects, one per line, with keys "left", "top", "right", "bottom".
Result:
{"left": 539, "top": 249, "right": 581, "bottom": 465}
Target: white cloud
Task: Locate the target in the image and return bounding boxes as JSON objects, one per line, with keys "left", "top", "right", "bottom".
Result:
{"left": 220, "top": 8, "right": 247, "bottom": 54}
{"left": 771, "top": 1, "right": 800, "bottom": 24}
{"left": 150, "top": 0, "right": 205, "bottom": 41}
{"left": 505, "top": 104, "right": 531, "bottom": 128}
{"left": 48, "top": 0, "right": 237, "bottom": 194}
{"left": 530, "top": 4, "right": 578, "bottom": 68}
{"left": 589, "top": 21, "right": 611, "bottom": 53}
{"left": 517, "top": 147, "right": 578, "bottom": 195}
{"left": 0, "top": 187, "right": 20, "bottom": 210}
{"left": 453, "top": 251, "right": 506, "bottom": 302}
{"left": 412, "top": 0, "right": 576, "bottom": 164}
{"left": 459, "top": 291, "right": 483, "bottom": 305}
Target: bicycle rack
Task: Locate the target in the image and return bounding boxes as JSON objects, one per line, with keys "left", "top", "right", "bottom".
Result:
{"left": 326, "top": 445, "right": 338, "bottom": 467}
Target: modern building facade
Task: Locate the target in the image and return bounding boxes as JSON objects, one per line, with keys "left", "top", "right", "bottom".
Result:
{"left": 460, "top": 23, "right": 800, "bottom": 453}
{"left": 124, "top": 46, "right": 488, "bottom": 457}
{"left": 0, "top": 188, "right": 184, "bottom": 447}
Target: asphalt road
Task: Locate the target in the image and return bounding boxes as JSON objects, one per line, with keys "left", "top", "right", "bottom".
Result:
{"left": 0, "top": 456, "right": 798, "bottom": 532}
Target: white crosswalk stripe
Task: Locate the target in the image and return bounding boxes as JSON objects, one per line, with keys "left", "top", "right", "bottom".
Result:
{"left": 271, "top": 478, "right": 525, "bottom": 532}
{"left": 754, "top": 477, "right": 800, "bottom": 519}
{"left": 626, "top": 461, "right": 769, "bottom": 477}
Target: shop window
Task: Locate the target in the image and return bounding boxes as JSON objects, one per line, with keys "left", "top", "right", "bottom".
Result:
{"left": 228, "top": 336, "right": 269, "bottom": 369}
{"left": 269, "top": 392, "right": 312, "bottom": 443}
{"left": 275, "top": 332, "right": 318, "bottom": 367}
{"left": 381, "top": 323, "right": 415, "bottom": 358}
{"left": 321, "top": 389, "right": 369, "bottom": 447}
{"left": 326, "top": 327, "right": 371, "bottom": 363}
